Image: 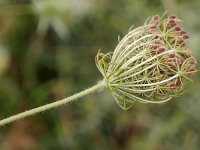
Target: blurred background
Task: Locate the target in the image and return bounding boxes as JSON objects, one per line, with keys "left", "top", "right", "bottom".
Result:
{"left": 0, "top": 0, "right": 199, "bottom": 150}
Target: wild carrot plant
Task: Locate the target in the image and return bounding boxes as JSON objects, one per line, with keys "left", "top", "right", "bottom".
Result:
{"left": 0, "top": 14, "right": 197, "bottom": 126}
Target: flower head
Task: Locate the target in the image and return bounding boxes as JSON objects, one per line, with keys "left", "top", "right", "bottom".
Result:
{"left": 32, "top": 0, "right": 93, "bottom": 38}
{"left": 32, "top": 0, "right": 68, "bottom": 38}
{"left": 96, "top": 15, "right": 197, "bottom": 110}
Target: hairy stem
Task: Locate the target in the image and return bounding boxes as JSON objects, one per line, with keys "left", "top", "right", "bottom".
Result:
{"left": 0, "top": 80, "right": 106, "bottom": 127}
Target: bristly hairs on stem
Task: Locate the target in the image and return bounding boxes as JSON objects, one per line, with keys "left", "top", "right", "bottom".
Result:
{"left": 0, "top": 81, "right": 107, "bottom": 126}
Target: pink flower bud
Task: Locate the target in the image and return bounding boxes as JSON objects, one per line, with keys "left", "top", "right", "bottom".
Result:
{"left": 169, "top": 15, "right": 176, "bottom": 19}
{"left": 180, "top": 31, "right": 186, "bottom": 35}
{"left": 153, "top": 15, "right": 159, "bottom": 20}
{"left": 169, "top": 19, "right": 175, "bottom": 24}
{"left": 183, "top": 34, "right": 189, "bottom": 39}
{"left": 175, "top": 27, "right": 181, "bottom": 31}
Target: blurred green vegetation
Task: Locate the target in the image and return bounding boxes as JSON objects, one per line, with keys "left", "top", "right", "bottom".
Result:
{"left": 0, "top": 0, "right": 199, "bottom": 150}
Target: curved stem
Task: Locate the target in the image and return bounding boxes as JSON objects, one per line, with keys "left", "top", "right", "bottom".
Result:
{"left": 0, "top": 80, "right": 106, "bottom": 127}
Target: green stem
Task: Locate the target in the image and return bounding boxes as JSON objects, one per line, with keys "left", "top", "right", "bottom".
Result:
{"left": 0, "top": 80, "right": 106, "bottom": 127}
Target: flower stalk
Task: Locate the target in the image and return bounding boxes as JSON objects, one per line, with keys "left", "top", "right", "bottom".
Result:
{"left": 0, "top": 80, "right": 106, "bottom": 126}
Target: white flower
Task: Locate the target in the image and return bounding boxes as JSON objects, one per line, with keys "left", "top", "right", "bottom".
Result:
{"left": 32, "top": 0, "right": 92, "bottom": 38}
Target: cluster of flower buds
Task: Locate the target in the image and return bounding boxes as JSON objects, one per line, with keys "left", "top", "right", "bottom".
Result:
{"left": 96, "top": 15, "right": 197, "bottom": 110}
